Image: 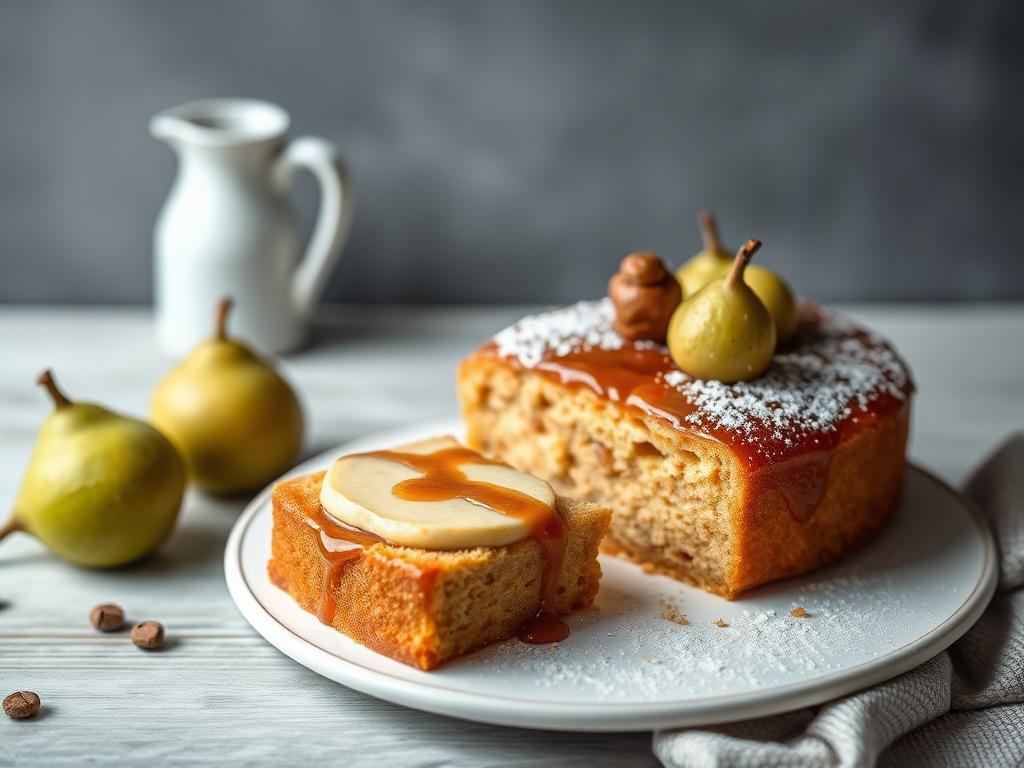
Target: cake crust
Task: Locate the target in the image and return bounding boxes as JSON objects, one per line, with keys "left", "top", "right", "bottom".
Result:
{"left": 269, "top": 471, "right": 610, "bottom": 669}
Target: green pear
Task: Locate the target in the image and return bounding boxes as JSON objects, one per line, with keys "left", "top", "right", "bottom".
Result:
{"left": 668, "top": 239, "right": 777, "bottom": 383}
{"left": 742, "top": 264, "right": 800, "bottom": 343}
{"left": 0, "top": 370, "right": 185, "bottom": 567}
{"left": 675, "top": 211, "right": 731, "bottom": 297}
{"left": 675, "top": 212, "right": 800, "bottom": 342}
{"left": 150, "top": 298, "right": 304, "bottom": 495}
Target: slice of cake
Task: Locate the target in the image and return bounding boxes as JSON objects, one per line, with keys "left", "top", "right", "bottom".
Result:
{"left": 268, "top": 437, "right": 610, "bottom": 670}
{"left": 458, "top": 299, "right": 913, "bottom": 598}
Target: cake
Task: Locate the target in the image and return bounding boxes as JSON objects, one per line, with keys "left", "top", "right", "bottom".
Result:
{"left": 268, "top": 438, "right": 610, "bottom": 670}
{"left": 458, "top": 298, "right": 914, "bottom": 598}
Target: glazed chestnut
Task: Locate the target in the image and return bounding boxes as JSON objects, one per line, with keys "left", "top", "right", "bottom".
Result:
{"left": 608, "top": 252, "right": 682, "bottom": 343}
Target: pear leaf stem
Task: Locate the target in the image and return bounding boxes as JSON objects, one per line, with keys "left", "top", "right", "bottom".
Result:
{"left": 0, "top": 517, "right": 21, "bottom": 544}
{"left": 215, "top": 297, "right": 234, "bottom": 341}
{"left": 726, "top": 239, "right": 762, "bottom": 288}
{"left": 37, "top": 369, "right": 72, "bottom": 409}
{"left": 698, "top": 211, "right": 723, "bottom": 254}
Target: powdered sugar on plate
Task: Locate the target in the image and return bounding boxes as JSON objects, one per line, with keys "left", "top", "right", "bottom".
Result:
{"left": 456, "top": 552, "right": 919, "bottom": 702}
{"left": 490, "top": 298, "right": 913, "bottom": 459}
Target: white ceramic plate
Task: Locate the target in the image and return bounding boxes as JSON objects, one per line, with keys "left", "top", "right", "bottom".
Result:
{"left": 225, "top": 419, "right": 997, "bottom": 732}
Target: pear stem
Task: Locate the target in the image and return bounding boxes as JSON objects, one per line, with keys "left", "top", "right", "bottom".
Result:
{"left": 725, "top": 239, "right": 762, "bottom": 288}
{"left": 215, "top": 297, "right": 234, "bottom": 341}
{"left": 698, "top": 211, "right": 723, "bottom": 253}
{"left": 0, "top": 518, "right": 20, "bottom": 544}
{"left": 37, "top": 369, "right": 72, "bottom": 409}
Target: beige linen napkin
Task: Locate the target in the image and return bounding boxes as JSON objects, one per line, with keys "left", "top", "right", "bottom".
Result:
{"left": 654, "top": 434, "right": 1024, "bottom": 768}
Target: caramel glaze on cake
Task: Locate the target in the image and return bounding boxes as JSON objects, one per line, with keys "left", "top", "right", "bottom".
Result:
{"left": 458, "top": 298, "right": 914, "bottom": 598}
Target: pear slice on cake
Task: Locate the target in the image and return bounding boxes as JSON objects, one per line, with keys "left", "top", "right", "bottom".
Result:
{"left": 319, "top": 436, "right": 555, "bottom": 550}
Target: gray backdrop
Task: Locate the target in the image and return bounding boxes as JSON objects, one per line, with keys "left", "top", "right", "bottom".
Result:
{"left": 1, "top": 0, "right": 1021, "bottom": 305}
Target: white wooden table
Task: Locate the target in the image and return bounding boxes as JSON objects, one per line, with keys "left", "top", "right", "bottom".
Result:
{"left": 2, "top": 304, "right": 1022, "bottom": 766}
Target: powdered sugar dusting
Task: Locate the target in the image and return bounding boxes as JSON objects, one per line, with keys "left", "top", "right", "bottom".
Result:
{"left": 494, "top": 299, "right": 625, "bottom": 366}
{"left": 490, "top": 298, "right": 913, "bottom": 458}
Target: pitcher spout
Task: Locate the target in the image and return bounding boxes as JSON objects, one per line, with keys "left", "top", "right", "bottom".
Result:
{"left": 149, "top": 113, "right": 182, "bottom": 144}
{"left": 149, "top": 98, "right": 290, "bottom": 147}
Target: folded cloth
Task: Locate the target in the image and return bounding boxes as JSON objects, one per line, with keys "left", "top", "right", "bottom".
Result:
{"left": 654, "top": 434, "right": 1024, "bottom": 768}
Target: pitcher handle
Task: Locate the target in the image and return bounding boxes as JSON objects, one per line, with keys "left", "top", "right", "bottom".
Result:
{"left": 276, "top": 136, "right": 353, "bottom": 319}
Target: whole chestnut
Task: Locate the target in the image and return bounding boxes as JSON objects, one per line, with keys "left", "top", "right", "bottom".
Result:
{"left": 608, "top": 252, "right": 682, "bottom": 343}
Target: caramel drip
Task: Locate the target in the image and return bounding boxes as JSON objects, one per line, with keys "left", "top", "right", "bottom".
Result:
{"left": 308, "top": 503, "right": 383, "bottom": 625}
{"left": 750, "top": 449, "right": 835, "bottom": 524}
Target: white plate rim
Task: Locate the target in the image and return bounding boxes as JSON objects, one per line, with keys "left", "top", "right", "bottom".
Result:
{"left": 224, "top": 420, "right": 998, "bottom": 732}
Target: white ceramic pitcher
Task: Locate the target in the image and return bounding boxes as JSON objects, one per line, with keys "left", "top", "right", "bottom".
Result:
{"left": 150, "top": 98, "right": 352, "bottom": 356}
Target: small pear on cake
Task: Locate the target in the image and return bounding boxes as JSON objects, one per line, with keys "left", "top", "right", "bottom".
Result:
{"left": 676, "top": 211, "right": 732, "bottom": 297}
{"left": 676, "top": 212, "right": 799, "bottom": 342}
{"left": 268, "top": 436, "right": 609, "bottom": 669}
{"left": 667, "top": 239, "right": 776, "bottom": 383}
